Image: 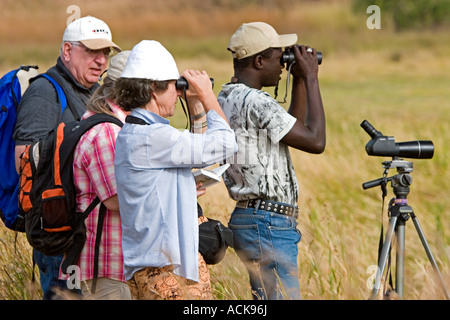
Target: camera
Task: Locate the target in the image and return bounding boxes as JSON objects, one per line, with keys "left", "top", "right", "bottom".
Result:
{"left": 281, "top": 47, "right": 323, "bottom": 67}
{"left": 361, "top": 120, "right": 434, "bottom": 159}
{"left": 176, "top": 77, "right": 214, "bottom": 90}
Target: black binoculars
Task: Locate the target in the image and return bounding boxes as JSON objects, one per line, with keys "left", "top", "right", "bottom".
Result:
{"left": 176, "top": 77, "right": 214, "bottom": 90}
{"left": 281, "top": 47, "right": 323, "bottom": 66}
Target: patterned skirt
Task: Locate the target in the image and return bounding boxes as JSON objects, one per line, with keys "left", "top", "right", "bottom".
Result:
{"left": 127, "top": 216, "right": 213, "bottom": 300}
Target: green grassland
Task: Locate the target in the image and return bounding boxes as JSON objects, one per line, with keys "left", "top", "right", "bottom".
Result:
{"left": 0, "top": 0, "right": 449, "bottom": 299}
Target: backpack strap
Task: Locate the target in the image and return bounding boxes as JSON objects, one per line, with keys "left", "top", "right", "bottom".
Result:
{"left": 91, "top": 202, "right": 106, "bottom": 293}
{"left": 125, "top": 115, "right": 149, "bottom": 125}
{"left": 38, "top": 73, "right": 81, "bottom": 121}
{"left": 60, "top": 196, "right": 101, "bottom": 275}
{"left": 79, "top": 196, "right": 101, "bottom": 220}
{"left": 39, "top": 74, "right": 68, "bottom": 113}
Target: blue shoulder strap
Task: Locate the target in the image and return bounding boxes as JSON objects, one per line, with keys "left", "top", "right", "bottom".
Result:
{"left": 39, "top": 74, "right": 68, "bottom": 114}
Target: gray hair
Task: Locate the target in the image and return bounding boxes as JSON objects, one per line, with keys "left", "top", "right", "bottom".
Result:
{"left": 59, "top": 41, "right": 81, "bottom": 56}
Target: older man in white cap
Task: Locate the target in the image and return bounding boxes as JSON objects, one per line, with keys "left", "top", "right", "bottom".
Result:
{"left": 13, "top": 16, "right": 121, "bottom": 300}
{"left": 218, "top": 22, "right": 326, "bottom": 300}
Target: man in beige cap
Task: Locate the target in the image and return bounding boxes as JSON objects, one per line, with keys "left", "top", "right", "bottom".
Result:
{"left": 13, "top": 16, "right": 121, "bottom": 300}
{"left": 218, "top": 22, "right": 326, "bottom": 300}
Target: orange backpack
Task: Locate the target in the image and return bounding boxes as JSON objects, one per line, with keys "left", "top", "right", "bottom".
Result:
{"left": 18, "top": 113, "right": 122, "bottom": 268}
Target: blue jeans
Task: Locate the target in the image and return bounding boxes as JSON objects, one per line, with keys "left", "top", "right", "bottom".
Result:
{"left": 33, "top": 250, "right": 72, "bottom": 300}
{"left": 229, "top": 207, "right": 302, "bottom": 300}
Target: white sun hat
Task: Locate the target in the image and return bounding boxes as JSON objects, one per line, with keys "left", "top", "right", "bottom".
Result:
{"left": 63, "top": 16, "right": 121, "bottom": 52}
{"left": 120, "top": 40, "right": 180, "bottom": 81}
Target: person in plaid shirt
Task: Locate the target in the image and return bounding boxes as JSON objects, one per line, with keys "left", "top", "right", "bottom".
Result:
{"left": 14, "top": 16, "right": 121, "bottom": 300}
{"left": 61, "top": 51, "right": 131, "bottom": 299}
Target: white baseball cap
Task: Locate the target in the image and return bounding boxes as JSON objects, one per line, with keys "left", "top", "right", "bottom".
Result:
{"left": 120, "top": 40, "right": 179, "bottom": 81}
{"left": 63, "top": 16, "right": 121, "bottom": 52}
{"left": 228, "top": 22, "right": 297, "bottom": 59}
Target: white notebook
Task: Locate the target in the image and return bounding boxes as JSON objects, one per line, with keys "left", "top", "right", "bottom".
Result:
{"left": 192, "top": 163, "right": 230, "bottom": 189}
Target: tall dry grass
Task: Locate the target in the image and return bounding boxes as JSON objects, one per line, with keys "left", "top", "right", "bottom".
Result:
{"left": 1, "top": 0, "right": 449, "bottom": 300}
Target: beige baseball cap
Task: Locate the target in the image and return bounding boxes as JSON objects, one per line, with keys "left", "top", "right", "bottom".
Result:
{"left": 228, "top": 22, "right": 298, "bottom": 59}
{"left": 63, "top": 16, "right": 121, "bottom": 52}
{"left": 120, "top": 40, "right": 179, "bottom": 81}
{"left": 104, "top": 50, "right": 131, "bottom": 83}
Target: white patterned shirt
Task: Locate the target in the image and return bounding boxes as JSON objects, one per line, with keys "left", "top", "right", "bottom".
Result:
{"left": 218, "top": 83, "right": 299, "bottom": 205}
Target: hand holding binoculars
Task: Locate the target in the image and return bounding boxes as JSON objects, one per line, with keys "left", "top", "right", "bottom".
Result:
{"left": 281, "top": 46, "right": 323, "bottom": 67}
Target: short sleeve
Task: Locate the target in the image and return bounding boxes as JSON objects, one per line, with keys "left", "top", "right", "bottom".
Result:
{"left": 248, "top": 91, "right": 296, "bottom": 144}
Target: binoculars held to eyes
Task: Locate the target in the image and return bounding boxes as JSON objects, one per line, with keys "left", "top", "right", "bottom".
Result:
{"left": 176, "top": 77, "right": 214, "bottom": 90}
{"left": 281, "top": 47, "right": 323, "bottom": 67}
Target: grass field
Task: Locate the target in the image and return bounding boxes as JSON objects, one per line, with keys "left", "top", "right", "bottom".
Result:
{"left": 1, "top": 0, "right": 449, "bottom": 300}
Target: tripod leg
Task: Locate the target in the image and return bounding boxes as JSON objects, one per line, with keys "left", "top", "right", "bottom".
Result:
{"left": 395, "top": 220, "right": 405, "bottom": 298}
{"left": 370, "top": 215, "right": 398, "bottom": 300}
{"left": 411, "top": 215, "right": 450, "bottom": 300}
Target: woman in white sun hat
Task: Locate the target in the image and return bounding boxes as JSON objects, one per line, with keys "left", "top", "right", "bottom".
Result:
{"left": 114, "top": 40, "right": 237, "bottom": 300}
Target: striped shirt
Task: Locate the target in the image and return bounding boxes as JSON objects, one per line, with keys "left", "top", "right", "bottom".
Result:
{"left": 69, "top": 101, "right": 126, "bottom": 282}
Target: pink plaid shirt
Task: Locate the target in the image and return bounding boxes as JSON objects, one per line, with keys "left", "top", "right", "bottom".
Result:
{"left": 70, "top": 102, "right": 127, "bottom": 282}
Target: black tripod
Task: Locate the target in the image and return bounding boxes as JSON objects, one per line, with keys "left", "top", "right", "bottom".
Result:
{"left": 363, "top": 159, "right": 449, "bottom": 299}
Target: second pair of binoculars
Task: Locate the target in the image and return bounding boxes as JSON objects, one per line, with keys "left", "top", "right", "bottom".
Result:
{"left": 281, "top": 46, "right": 323, "bottom": 66}
{"left": 176, "top": 77, "right": 214, "bottom": 91}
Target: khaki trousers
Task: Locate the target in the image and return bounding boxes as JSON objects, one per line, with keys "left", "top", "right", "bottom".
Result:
{"left": 81, "top": 277, "right": 132, "bottom": 300}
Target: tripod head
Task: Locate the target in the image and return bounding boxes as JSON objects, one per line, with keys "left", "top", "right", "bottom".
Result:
{"left": 361, "top": 119, "right": 435, "bottom": 198}
{"left": 362, "top": 159, "right": 413, "bottom": 199}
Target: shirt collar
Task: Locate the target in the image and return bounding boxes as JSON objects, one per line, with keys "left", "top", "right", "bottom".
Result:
{"left": 106, "top": 99, "right": 127, "bottom": 122}
{"left": 131, "top": 108, "right": 170, "bottom": 125}
{"left": 81, "top": 99, "right": 127, "bottom": 124}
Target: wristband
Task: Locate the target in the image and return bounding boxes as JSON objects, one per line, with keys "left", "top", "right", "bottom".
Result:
{"left": 191, "top": 121, "right": 208, "bottom": 130}
{"left": 190, "top": 111, "right": 206, "bottom": 121}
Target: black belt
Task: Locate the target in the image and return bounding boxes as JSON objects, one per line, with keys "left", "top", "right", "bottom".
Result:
{"left": 236, "top": 199, "right": 299, "bottom": 218}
